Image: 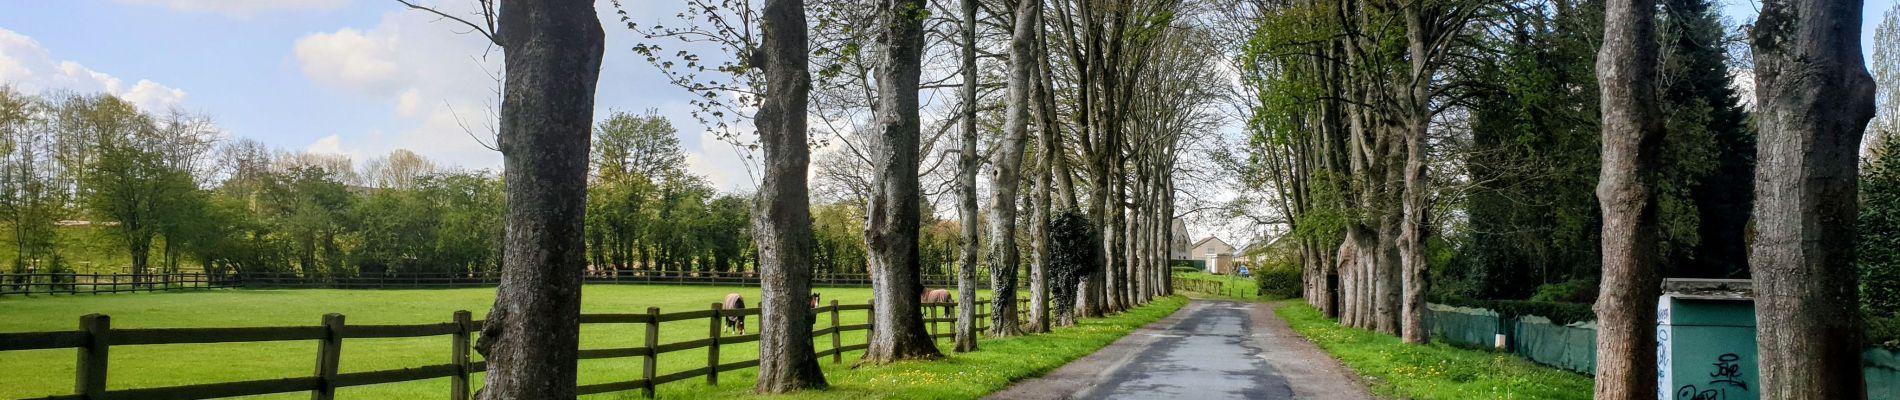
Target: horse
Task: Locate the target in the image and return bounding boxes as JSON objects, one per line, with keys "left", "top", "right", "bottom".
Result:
{"left": 721, "top": 293, "right": 746, "bottom": 334}
{"left": 809, "top": 293, "right": 822, "bottom": 330}
{"left": 921, "top": 288, "right": 953, "bottom": 316}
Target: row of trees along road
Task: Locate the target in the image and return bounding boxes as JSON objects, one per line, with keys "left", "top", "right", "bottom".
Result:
{"left": 621, "top": 0, "right": 1215, "bottom": 382}
{"left": 1232, "top": 0, "right": 1895, "bottom": 396}
{"left": 0, "top": 88, "right": 817, "bottom": 281}
{"left": 0, "top": 89, "right": 509, "bottom": 280}
{"left": 375, "top": 0, "right": 1225, "bottom": 396}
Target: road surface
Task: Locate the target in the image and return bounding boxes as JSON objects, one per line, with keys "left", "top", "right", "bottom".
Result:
{"left": 987, "top": 300, "right": 1371, "bottom": 400}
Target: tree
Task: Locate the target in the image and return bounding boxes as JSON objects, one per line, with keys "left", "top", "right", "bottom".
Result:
{"left": 1859, "top": 135, "right": 1900, "bottom": 318}
{"left": 751, "top": 0, "right": 829, "bottom": 392}
{"left": 986, "top": 0, "right": 1039, "bottom": 337}
{"left": 77, "top": 96, "right": 202, "bottom": 283}
{"left": 403, "top": 0, "right": 609, "bottom": 397}
{"left": 363, "top": 149, "right": 437, "bottom": 190}
{"left": 952, "top": 0, "right": 982, "bottom": 352}
{"left": 1866, "top": 5, "right": 1900, "bottom": 319}
{"left": 1594, "top": 0, "right": 1666, "bottom": 396}
{"left": 0, "top": 87, "right": 65, "bottom": 276}
{"left": 861, "top": 0, "right": 944, "bottom": 364}
{"left": 1872, "top": 6, "right": 1900, "bottom": 144}
{"left": 262, "top": 165, "right": 353, "bottom": 278}
{"left": 1749, "top": 0, "right": 1877, "bottom": 395}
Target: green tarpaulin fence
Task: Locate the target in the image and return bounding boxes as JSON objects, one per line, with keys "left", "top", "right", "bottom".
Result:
{"left": 1426, "top": 303, "right": 1895, "bottom": 397}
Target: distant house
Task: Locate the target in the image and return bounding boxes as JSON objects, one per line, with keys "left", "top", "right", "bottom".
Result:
{"left": 1189, "top": 236, "right": 1238, "bottom": 275}
{"left": 1169, "top": 218, "right": 1192, "bottom": 260}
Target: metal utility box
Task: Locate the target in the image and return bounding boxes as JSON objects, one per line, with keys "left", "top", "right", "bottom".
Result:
{"left": 1657, "top": 278, "right": 1758, "bottom": 400}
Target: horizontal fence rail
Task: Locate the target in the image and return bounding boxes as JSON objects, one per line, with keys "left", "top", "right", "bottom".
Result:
{"left": 1, "top": 297, "right": 1032, "bottom": 400}
{"left": 0, "top": 273, "right": 234, "bottom": 297}
{"left": 1171, "top": 276, "right": 1227, "bottom": 295}
{"left": 0, "top": 270, "right": 991, "bottom": 297}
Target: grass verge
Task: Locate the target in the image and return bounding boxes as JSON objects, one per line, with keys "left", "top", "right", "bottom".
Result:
{"left": 1275, "top": 303, "right": 1593, "bottom": 400}
{"left": 654, "top": 295, "right": 1189, "bottom": 399}
{"left": 1, "top": 286, "right": 1182, "bottom": 400}
{"left": 1172, "top": 272, "right": 1282, "bottom": 302}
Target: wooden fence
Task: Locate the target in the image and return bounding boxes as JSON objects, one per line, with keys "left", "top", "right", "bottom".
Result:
{"left": 0, "top": 273, "right": 235, "bottom": 297}
{"left": 0, "top": 298, "right": 1029, "bottom": 400}
{"left": 1171, "top": 275, "right": 1229, "bottom": 296}
{"left": 0, "top": 271, "right": 989, "bottom": 297}
{"left": 237, "top": 271, "right": 984, "bottom": 290}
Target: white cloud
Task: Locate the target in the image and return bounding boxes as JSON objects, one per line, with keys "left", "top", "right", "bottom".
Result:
{"left": 0, "top": 28, "right": 187, "bottom": 112}
{"left": 305, "top": 134, "right": 349, "bottom": 155}
{"left": 292, "top": 0, "right": 768, "bottom": 190}
{"left": 293, "top": 2, "right": 504, "bottom": 168}
{"left": 116, "top": 0, "right": 349, "bottom": 18}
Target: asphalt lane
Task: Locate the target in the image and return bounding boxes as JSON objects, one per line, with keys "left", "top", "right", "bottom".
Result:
{"left": 1076, "top": 301, "right": 1295, "bottom": 399}
{"left": 987, "top": 300, "right": 1369, "bottom": 400}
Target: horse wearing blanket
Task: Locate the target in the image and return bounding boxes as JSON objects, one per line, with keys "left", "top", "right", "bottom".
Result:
{"left": 721, "top": 293, "right": 746, "bottom": 334}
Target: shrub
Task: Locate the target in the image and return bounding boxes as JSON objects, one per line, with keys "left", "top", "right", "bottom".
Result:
{"left": 1527, "top": 279, "right": 1598, "bottom": 304}
{"left": 1862, "top": 137, "right": 1900, "bottom": 318}
{"left": 1254, "top": 264, "right": 1300, "bottom": 299}
{"left": 1869, "top": 314, "right": 1900, "bottom": 349}
{"left": 1436, "top": 298, "right": 1596, "bottom": 326}
{"left": 1048, "top": 210, "right": 1099, "bottom": 323}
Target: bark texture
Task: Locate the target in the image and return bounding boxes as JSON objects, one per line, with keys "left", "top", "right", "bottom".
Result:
{"left": 475, "top": 1, "right": 604, "bottom": 398}
{"left": 986, "top": 0, "right": 1040, "bottom": 338}
{"left": 753, "top": 0, "right": 828, "bottom": 392}
{"left": 1593, "top": 0, "right": 1665, "bottom": 397}
{"left": 953, "top": 0, "right": 981, "bottom": 353}
{"left": 861, "top": 0, "right": 943, "bottom": 364}
{"left": 1750, "top": 0, "right": 1875, "bottom": 396}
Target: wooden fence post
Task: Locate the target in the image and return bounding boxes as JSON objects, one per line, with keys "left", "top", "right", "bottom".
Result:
{"left": 707, "top": 302, "right": 721, "bottom": 385}
{"left": 313, "top": 313, "right": 344, "bottom": 400}
{"left": 451, "top": 310, "right": 471, "bottom": 400}
{"left": 642, "top": 307, "right": 659, "bottom": 398}
{"left": 829, "top": 300, "right": 843, "bottom": 364}
{"left": 978, "top": 300, "right": 987, "bottom": 332}
{"left": 76, "top": 314, "right": 109, "bottom": 399}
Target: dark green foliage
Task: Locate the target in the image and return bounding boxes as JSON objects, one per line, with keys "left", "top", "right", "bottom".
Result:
{"left": 1451, "top": 1, "right": 1604, "bottom": 300}
{"left": 1446, "top": 0, "right": 1753, "bottom": 301}
{"left": 1255, "top": 265, "right": 1301, "bottom": 299}
{"left": 1435, "top": 298, "right": 1598, "bottom": 326}
{"left": 1860, "top": 136, "right": 1900, "bottom": 318}
{"left": 1868, "top": 315, "right": 1900, "bottom": 349}
{"left": 1048, "top": 210, "right": 1098, "bottom": 320}
{"left": 1169, "top": 264, "right": 1200, "bottom": 274}
{"left": 1657, "top": 0, "right": 1755, "bottom": 279}
{"left": 1527, "top": 279, "right": 1599, "bottom": 304}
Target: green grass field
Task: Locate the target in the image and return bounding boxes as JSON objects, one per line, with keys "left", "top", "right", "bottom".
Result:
{"left": 1276, "top": 303, "right": 1594, "bottom": 399}
{"left": 0, "top": 285, "right": 1185, "bottom": 399}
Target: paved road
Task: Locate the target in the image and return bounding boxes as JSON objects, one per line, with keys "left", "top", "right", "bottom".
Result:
{"left": 987, "top": 300, "right": 1371, "bottom": 400}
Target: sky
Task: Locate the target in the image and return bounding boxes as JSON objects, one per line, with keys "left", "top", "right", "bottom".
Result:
{"left": 0, "top": 0, "right": 756, "bottom": 191}
{"left": 0, "top": 0, "right": 1897, "bottom": 245}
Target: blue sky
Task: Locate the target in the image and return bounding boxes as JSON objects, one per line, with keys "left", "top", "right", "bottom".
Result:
{"left": 0, "top": 0, "right": 1893, "bottom": 195}
{"left": 0, "top": 0, "right": 754, "bottom": 190}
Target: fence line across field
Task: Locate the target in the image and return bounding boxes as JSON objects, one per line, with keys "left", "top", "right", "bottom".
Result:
{"left": 0, "top": 271, "right": 991, "bottom": 297}
{"left": 0, "top": 273, "right": 234, "bottom": 296}
{"left": 1171, "top": 275, "right": 1229, "bottom": 296}
{"left": 0, "top": 297, "right": 1030, "bottom": 400}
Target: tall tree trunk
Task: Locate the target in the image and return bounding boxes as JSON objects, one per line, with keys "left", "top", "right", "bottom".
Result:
{"left": 987, "top": 0, "right": 1039, "bottom": 337}
{"left": 753, "top": 0, "right": 827, "bottom": 392}
{"left": 1397, "top": 9, "right": 1432, "bottom": 345}
{"left": 1105, "top": 162, "right": 1126, "bottom": 313}
{"left": 1029, "top": 14, "right": 1060, "bottom": 331}
{"left": 952, "top": 0, "right": 982, "bottom": 353}
{"left": 475, "top": 1, "right": 604, "bottom": 398}
{"left": 1750, "top": 0, "right": 1875, "bottom": 396}
{"left": 861, "top": 0, "right": 943, "bottom": 364}
{"left": 1593, "top": 0, "right": 1664, "bottom": 397}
